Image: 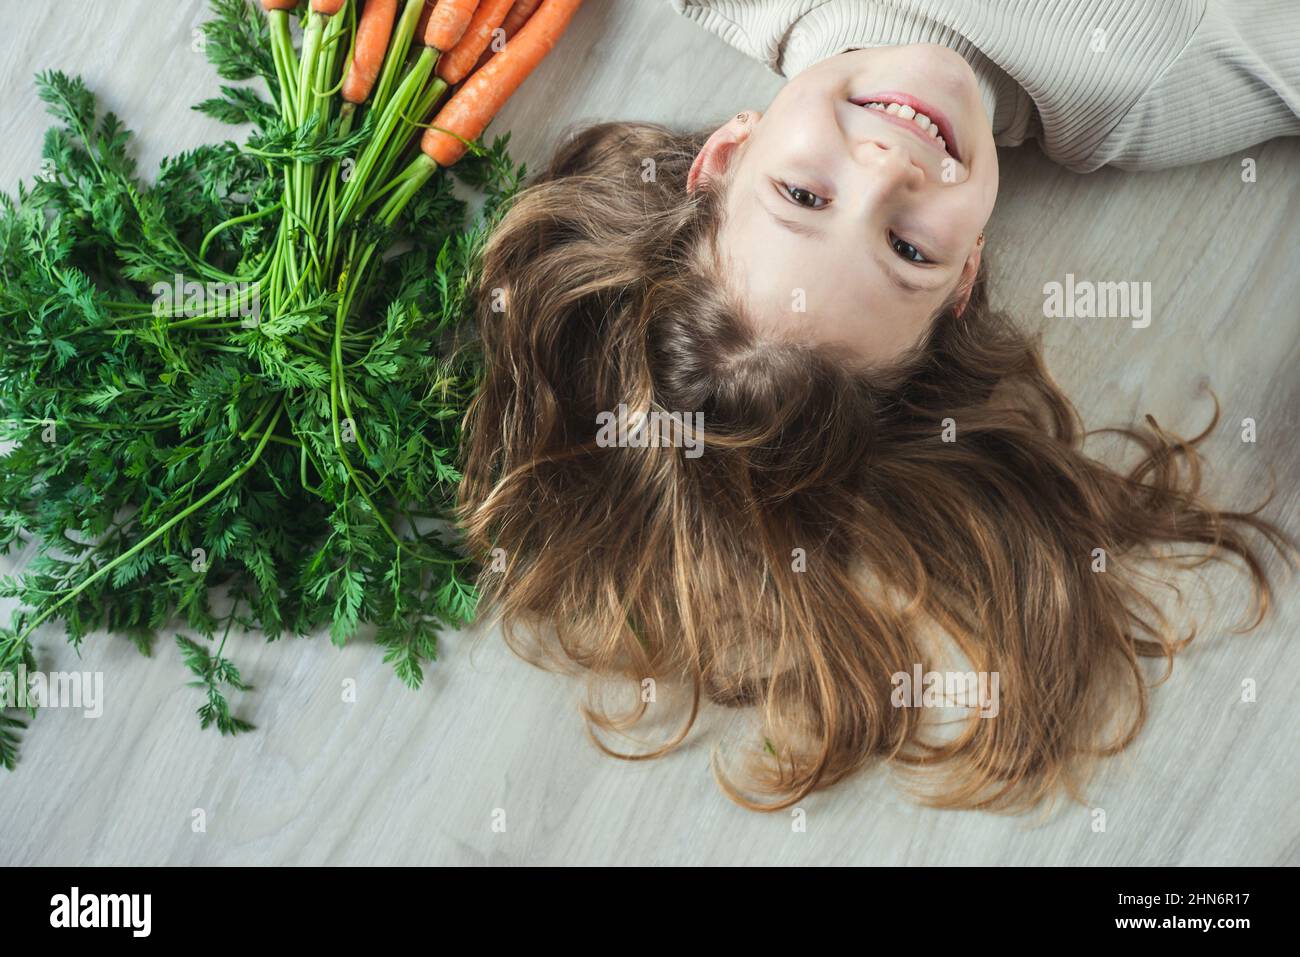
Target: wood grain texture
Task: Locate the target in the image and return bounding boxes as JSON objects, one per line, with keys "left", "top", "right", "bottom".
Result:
{"left": 0, "top": 0, "right": 1296, "bottom": 866}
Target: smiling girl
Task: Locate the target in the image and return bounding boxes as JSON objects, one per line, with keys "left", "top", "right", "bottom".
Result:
{"left": 691, "top": 44, "right": 998, "bottom": 366}
{"left": 456, "top": 1, "right": 1298, "bottom": 810}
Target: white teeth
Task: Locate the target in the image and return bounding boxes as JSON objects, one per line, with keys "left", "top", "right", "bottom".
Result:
{"left": 860, "top": 100, "right": 954, "bottom": 158}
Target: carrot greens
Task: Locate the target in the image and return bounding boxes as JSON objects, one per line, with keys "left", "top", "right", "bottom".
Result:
{"left": 0, "top": 0, "right": 541, "bottom": 769}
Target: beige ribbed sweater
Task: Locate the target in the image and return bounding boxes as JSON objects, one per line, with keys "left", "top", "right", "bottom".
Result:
{"left": 667, "top": 0, "right": 1300, "bottom": 172}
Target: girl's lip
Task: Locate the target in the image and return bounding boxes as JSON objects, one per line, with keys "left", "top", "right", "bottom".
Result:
{"left": 848, "top": 91, "right": 961, "bottom": 163}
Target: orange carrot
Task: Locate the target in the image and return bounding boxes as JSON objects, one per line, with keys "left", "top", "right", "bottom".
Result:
{"left": 422, "top": 0, "right": 582, "bottom": 165}
{"left": 468, "top": 47, "right": 493, "bottom": 78}
{"left": 342, "top": 0, "right": 400, "bottom": 104}
{"left": 501, "top": 0, "right": 542, "bottom": 38}
{"left": 261, "top": 0, "right": 298, "bottom": 10}
{"left": 311, "top": 0, "right": 346, "bottom": 13}
{"left": 435, "top": 0, "right": 515, "bottom": 85}
{"left": 424, "top": 0, "right": 481, "bottom": 52}
{"left": 416, "top": 1, "right": 436, "bottom": 43}
{"left": 464, "top": 0, "right": 545, "bottom": 87}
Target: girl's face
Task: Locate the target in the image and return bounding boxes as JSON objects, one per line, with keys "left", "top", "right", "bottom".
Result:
{"left": 692, "top": 45, "right": 999, "bottom": 366}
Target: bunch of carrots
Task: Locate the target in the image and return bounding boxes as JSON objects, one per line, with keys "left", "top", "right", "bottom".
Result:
{"left": 260, "top": 0, "right": 578, "bottom": 301}
{"left": 0, "top": 0, "right": 582, "bottom": 760}
{"left": 249, "top": 0, "right": 582, "bottom": 524}
{"left": 6, "top": 0, "right": 583, "bottom": 649}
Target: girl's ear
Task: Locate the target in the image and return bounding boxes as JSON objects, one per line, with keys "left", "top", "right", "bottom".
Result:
{"left": 687, "top": 110, "right": 760, "bottom": 193}
{"left": 952, "top": 236, "right": 985, "bottom": 318}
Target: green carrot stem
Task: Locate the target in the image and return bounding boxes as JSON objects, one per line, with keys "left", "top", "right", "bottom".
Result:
{"left": 267, "top": 12, "right": 291, "bottom": 119}
{"left": 198, "top": 201, "right": 284, "bottom": 263}
{"left": 359, "top": 76, "right": 447, "bottom": 213}
{"left": 297, "top": 13, "right": 326, "bottom": 128}
{"left": 269, "top": 11, "right": 299, "bottom": 120}
{"left": 377, "top": 154, "right": 437, "bottom": 225}
{"left": 238, "top": 397, "right": 278, "bottom": 441}
{"left": 369, "top": 0, "right": 427, "bottom": 118}
{"left": 298, "top": 439, "right": 326, "bottom": 495}
{"left": 314, "top": 8, "right": 348, "bottom": 106}
{"left": 160, "top": 283, "right": 262, "bottom": 329}
{"left": 336, "top": 47, "right": 434, "bottom": 224}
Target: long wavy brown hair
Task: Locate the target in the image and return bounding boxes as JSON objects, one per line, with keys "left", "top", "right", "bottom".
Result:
{"left": 456, "top": 121, "right": 1292, "bottom": 812}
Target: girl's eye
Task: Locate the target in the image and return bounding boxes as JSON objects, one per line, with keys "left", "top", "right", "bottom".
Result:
{"left": 782, "top": 183, "right": 828, "bottom": 209}
{"left": 890, "top": 233, "right": 931, "bottom": 264}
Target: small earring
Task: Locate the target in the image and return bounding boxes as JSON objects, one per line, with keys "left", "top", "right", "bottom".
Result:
{"left": 976, "top": 232, "right": 985, "bottom": 246}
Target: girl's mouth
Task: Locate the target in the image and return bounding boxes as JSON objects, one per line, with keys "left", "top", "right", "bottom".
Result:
{"left": 848, "top": 92, "right": 961, "bottom": 164}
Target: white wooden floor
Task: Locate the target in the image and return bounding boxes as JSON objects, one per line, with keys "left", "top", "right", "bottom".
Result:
{"left": 1, "top": 0, "right": 1296, "bottom": 866}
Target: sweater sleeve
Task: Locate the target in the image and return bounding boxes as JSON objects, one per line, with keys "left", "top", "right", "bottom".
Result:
{"left": 665, "top": 0, "right": 809, "bottom": 75}
{"left": 1086, "top": 0, "right": 1300, "bottom": 170}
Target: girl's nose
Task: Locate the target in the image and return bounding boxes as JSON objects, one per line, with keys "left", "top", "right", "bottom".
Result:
{"left": 854, "top": 139, "right": 925, "bottom": 189}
